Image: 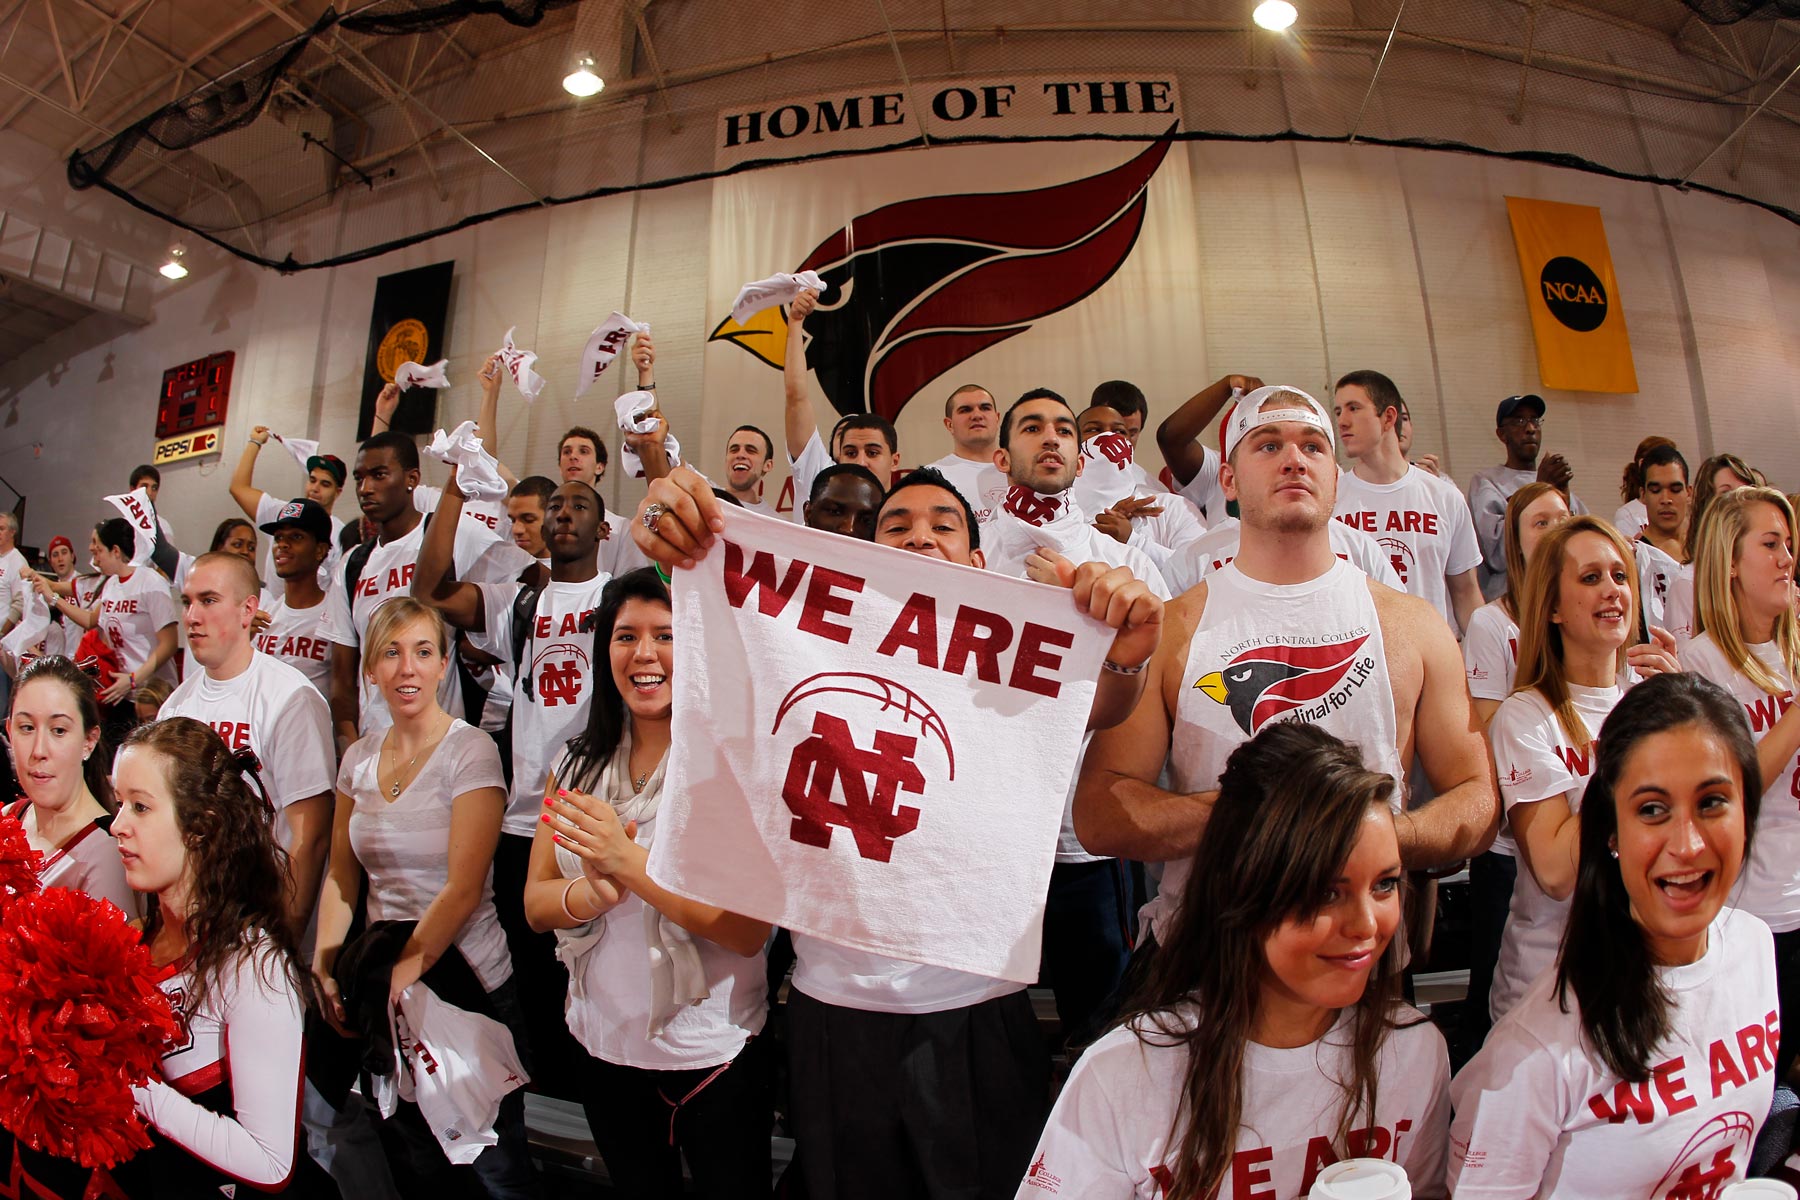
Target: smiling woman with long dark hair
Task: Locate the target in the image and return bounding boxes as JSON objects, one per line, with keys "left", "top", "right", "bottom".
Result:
{"left": 1018, "top": 722, "right": 1449, "bottom": 1199}
{"left": 1450, "top": 672, "right": 1775, "bottom": 1197}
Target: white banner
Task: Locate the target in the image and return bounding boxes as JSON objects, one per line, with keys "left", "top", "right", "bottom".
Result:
{"left": 647, "top": 507, "right": 1111, "bottom": 983}
{"left": 702, "top": 125, "right": 1203, "bottom": 515}
{"left": 103, "top": 486, "right": 158, "bottom": 565}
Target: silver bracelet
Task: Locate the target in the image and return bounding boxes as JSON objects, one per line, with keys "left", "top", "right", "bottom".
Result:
{"left": 1102, "top": 656, "right": 1150, "bottom": 676}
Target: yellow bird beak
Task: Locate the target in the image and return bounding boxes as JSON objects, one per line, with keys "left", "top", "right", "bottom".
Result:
{"left": 708, "top": 303, "right": 788, "bottom": 369}
{"left": 1195, "top": 671, "right": 1227, "bottom": 703}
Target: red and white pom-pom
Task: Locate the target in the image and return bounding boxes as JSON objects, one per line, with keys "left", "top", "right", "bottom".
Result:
{"left": 0, "top": 887, "right": 179, "bottom": 1168}
{"left": 0, "top": 810, "right": 43, "bottom": 907}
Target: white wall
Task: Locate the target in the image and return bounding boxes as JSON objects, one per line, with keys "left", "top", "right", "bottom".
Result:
{"left": 3, "top": 132, "right": 1798, "bottom": 555}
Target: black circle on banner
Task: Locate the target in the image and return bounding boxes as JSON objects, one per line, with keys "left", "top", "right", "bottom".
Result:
{"left": 1539, "top": 256, "right": 1609, "bottom": 332}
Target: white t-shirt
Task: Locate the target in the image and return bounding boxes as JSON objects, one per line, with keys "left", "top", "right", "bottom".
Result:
{"left": 473, "top": 575, "right": 612, "bottom": 836}
{"left": 791, "top": 932, "right": 1020, "bottom": 1015}
{"left": 0, "top": 545, "right": 27, "bottom": 626}
{"left": 321, "top": 516, "right": 532, "bottom": 735}
{"left": 96, "top": 567, "right": 177, "bottom": 684}
{"left": 1174, "top": 444, "right": 1225, "bottom": 522}
{"left": 787, "top": 431, "right": 834, "bottom": 526}
{"left": 414, "top": 484, "right": 510, "bottom": 543}
{"left": 926, "top": 452, "right": 1008, "bottom": 526}
{"left": 1020, "top": 1006, "right": 1450, "bottom": 1199}
{"left": 1488, "top": 682, "right": 1628, "bottom": 1022}
{"left": 252, "top": 595, "right": 332, "bottom": 696}
{"left": 1450, "top": 909, "right": 1777, "bottom": 1200}
{"left": 337, "top": 720, "right": 512, "bottom": 990}
{"left": 1683, "top": 633, "right": 1800, "bottom": 933}
{"left": 550, "top": 757, "right": 768, "bottom": 1070}
{"left": 162, "top": 654, "right": 335, "bottom": 847}
{"left": 599, "top": 506, "right": 650, "bottom": 579}
{"left": 1614, "top": 498, "right": 1647, "bottom": 541}
{"left": 1335, "top": 466, "right": 1482, "bottom": 633}
{"left": 1462, "top": 603, "right": 1519, "bottom": 705}
{"left": 254, "top": 493, "right": 343, "bottom": 593}
{"left": 1163, "top": 517, "right": 1403, "bottom": 595}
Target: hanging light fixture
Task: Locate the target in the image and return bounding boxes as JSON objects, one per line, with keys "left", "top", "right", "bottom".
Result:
{"left": 562, "top": 55, "right": 604, "bottom": 98}
{"left": 1253, "top": 0, "right": 1299, "bottom": 31}
{"left": 159, "top": 245, "right": 188, "bottom": 280}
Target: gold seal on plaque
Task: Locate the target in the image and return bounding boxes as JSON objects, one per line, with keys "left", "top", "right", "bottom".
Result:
{"left": 377, "top": 319, "right": 430, "bottom": 383}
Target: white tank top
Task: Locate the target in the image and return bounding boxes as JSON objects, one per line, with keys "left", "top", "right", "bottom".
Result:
{"left": 1151, "top": 559, "right": 1403, "bottom": 941}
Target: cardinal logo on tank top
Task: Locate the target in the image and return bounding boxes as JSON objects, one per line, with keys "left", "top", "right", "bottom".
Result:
{"left": 1193, "top": 631, "right": 1377, "bottom": 735}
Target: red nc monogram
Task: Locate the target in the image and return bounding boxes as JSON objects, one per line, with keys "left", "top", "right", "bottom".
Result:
{"left": 1092, "top": 432, "right": 1134, "bottom": 469}
{"left": 1004, "top": 485, "right": 1064, "bottom": 527}
{"left": 781, "top": 712, "right": 924, "bottom": 862}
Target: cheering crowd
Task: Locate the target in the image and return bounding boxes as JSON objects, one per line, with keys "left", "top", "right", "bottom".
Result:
{"left": 0, "top": 287, "right": 1798, "bottom": 1200}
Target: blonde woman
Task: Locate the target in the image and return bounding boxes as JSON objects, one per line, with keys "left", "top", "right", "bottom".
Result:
{"left": 1485, "top": 517, "right": 1679, "bottom": 1022}
{"left": 1681, "top": 485, "right": 1800, "bottom": 1078}
{"left": 1666, "top": 453, "right": 1759, "bottom": 639}
{"left": 312, "top": 597, "right": 534, "bottom": 1197}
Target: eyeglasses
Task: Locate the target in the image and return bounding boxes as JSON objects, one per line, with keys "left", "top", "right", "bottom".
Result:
{"left": 1502, "top": 414, "right": 1544, "bottom": 429}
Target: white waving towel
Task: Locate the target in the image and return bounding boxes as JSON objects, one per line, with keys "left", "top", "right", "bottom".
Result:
{"left": 103, "top": 487, "right": 158, "bottom": 566}
{"left": 395, "top": 360, "right": 451, "bottom": 390}
{"left": 425, "top": 421, "right": 509, "bottom": 502}
{"left": 496, "top": 326, "right": 545, "bottom": 402}
{"left": 731, "top": 270, "right": 826, "bottom": 325}
{"left": 575, "top": 313, "right": 648, "bottom": 399}
{"left": 614, "top": 390, "right": 683, "bottom": 480}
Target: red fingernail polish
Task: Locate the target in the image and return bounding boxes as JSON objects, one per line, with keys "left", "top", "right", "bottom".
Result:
{"left": 541, "top": 813, "right": 552, "bottom": 823}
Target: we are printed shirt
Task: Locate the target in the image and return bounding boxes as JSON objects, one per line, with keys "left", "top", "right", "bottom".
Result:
{"left": 1334, "top": 466, "right": 1481, "bottom": 632}
{"left": 1451, "top": 909, "right": 1778, "bottom": 1199}
{"left": 1488, "top": 682, "right": 1628, "bottom": 1022}
{"left": 1684, "top": 634, "right": 1800, "bottom": 933}
{"left": 161, "top": 654, "right": 334, "bottom": 851}
{"left": 97, "top": 567, "right": 178, "bottom": 683}
{"left": 1018, "top": 1007, "right": 1450, "bottom": 1199}
{"left": 322, "top": 517, "right": 533, "bottom": 734}
{"left": 252, "top": 596, "right": 331, "bottom": 695}
{"left": 473, "top": 575, "right": 612, "bottom": 836}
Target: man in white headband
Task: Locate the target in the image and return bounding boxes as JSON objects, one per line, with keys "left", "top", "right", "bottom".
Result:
{"left": 1074, "top": 384, "right": 1497, "bottom": 957}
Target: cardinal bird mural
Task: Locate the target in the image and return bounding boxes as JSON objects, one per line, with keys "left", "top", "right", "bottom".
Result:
{"left": 709, "top": 130, "right": 1175, "bottom": 423}
{"left": 1194, "top": 635, "right": 1373, "bottom": 736}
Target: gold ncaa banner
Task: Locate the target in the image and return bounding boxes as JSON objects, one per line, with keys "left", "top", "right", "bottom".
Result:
{"left": 1505, "top": 196, "right": 1637, "bottom": 394}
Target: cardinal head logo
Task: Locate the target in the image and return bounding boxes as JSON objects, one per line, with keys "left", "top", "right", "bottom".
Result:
{"left": 1193, "top": 635, "right": 1373, "bottom": 735}
{"left": 772, "top": 672, "right": 954, "bottom": 863}
{"left": 710, "top": 130, "right": 1174, "bottom": 422}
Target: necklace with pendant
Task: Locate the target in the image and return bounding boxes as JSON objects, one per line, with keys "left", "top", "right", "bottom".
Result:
{"left": 385, "top": 717, "right": 445, "bottom": 798}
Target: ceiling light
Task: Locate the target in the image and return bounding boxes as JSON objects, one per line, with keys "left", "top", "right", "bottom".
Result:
{"left": 1253, "top": 0, "right": 1298, "bottom": 31}
{"left": 159, "top": 245, "right": 188, "bottom": 280}
{"left": 562, "top": 56, "right": 604, "bottom": 98}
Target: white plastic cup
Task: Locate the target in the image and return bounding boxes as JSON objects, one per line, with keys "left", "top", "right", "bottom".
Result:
{"left": 1720, "top": 1183, "right": 1799, "bottom": 1200}
{"left": 1308, "top": 1159, "right": 1412, "bottom": 1200}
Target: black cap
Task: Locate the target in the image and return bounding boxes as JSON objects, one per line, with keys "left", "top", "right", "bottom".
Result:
{"left": 258, "top": 498, "right": 332, "bottom": 543}
{"left": 306, "top": 454, "right": 347, "bottom": 486}
{"left": 1496, "top": 394, "right": 1546, "bottom": 424}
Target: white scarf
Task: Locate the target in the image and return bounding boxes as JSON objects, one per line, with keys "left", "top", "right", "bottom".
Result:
{"left": 495, "top": 326, "right": 545, "bottom": 402}
{"left": 614, "top": 390, "right": 683, "bottom": 480}
{"left": 395, "top": 359, "right": 451, "bottom": 390}
{"left": 730, "top": 270, "right": 825, "bottom": 325}
{"left": 425, "top": 421, "right": 508, "bottom": 502}
{"left": 551, "top": 730, "right": 709, "bottom": 1038}
{"left": 575, "top": 312, "right": 648, "bottom": 399}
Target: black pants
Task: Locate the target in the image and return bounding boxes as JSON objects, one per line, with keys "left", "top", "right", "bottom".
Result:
{"left": 786, "top": 988, "right": 1048, "bottom": 1200}
{"left": 1458, "top": 851, "right": 1518, "bottom": 1067}
{"left": 1040, "top": 858, "right": 1134, "bottom": 1048}
{"left": 576, "top": 1035, "right": 775, "bottom": 1200}
{"left": 490, "top": 832, "right": 582, "bottom": 1100}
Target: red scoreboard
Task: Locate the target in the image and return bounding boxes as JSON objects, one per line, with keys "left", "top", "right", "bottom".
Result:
{"left": 155, "top": 351, "right": 234, "bottom": 440}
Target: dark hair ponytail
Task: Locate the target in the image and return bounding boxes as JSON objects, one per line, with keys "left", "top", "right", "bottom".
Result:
{"left": 1555, "top": 673, "right": 1760, "bottom": 1081}
{"left": 11, "top": 655, "right": 114, "bottom": 809}
{"left": 122, "top": 718, "right": 314, "bottom": 1019}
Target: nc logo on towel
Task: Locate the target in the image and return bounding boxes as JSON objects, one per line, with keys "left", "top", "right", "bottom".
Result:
{"left": 773, "top": 673, "right": 955, "bottom": 863}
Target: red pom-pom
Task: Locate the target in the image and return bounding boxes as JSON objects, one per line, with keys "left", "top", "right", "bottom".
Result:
{"left": 0, "top": 811, "right": 43, "bottom": 908}
{"left": 0, "top": 887, "right": 179, "bottom": 1168}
